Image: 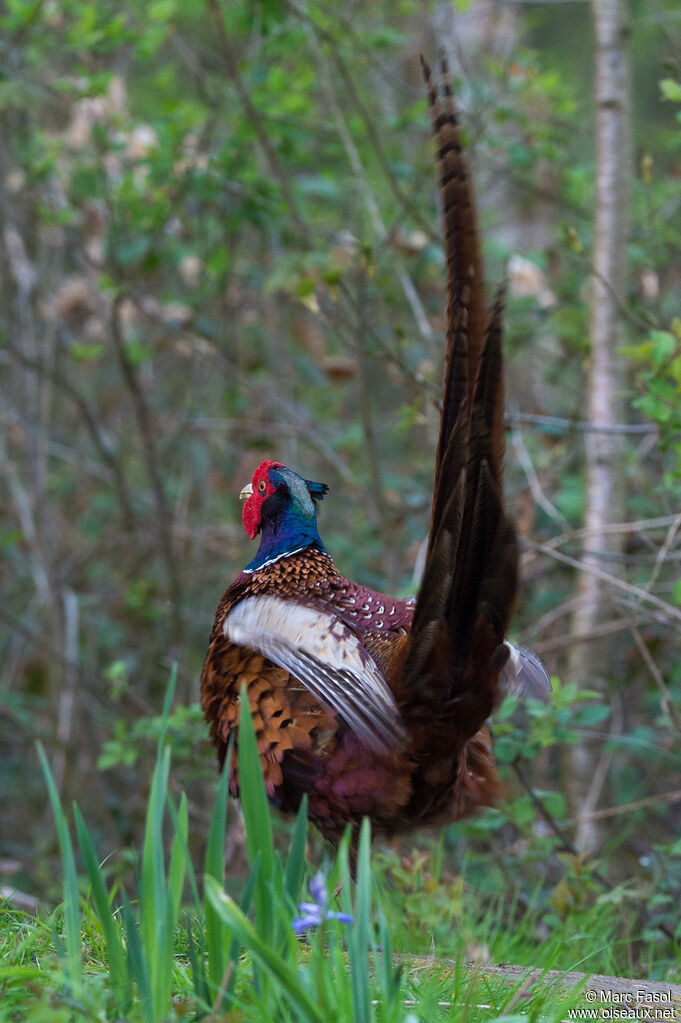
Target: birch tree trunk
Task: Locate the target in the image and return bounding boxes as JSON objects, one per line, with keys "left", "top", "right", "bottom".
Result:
{"left": 566, "top": 0, "right": 631, "bottom": 851}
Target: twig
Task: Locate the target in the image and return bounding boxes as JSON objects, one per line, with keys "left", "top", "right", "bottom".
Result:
{"left": 577, "top": 788, "right": 681, "bottom": 822}
{"left": 284, "top": 0, "right": 439, "bottom": 244}
{"left": 504, "top": 787, "right": 681, "bottom": 857}
{"left": 110, "top": 297, "right": 183, "bottom": 651}
{"left": 151, "top": 291, "right": 357, "bottom": 484}
{"left": 541, "top": 546, "right": 681, "bottom": 566}
{"left": 511, "top": 760, "right": 676, "bottom": 941}
{"left": 578, "top": 694, "right": 622, "bottom": 836}
{"left": 631, "top": 627, "right": 681, "bottom": 734}
{"left": 0, "top": 606, "right": 80, "bottom": 677}
{"left": 354, "top": 274, "right": 401, "bottom": 589}
{"left": 517, "top": 596, "right": 581, "bottom": 643}
{"left": 505, "top": 411, "right": 657, "bottom": 435}
{"left": 212, "top": 961, "right": 234, "bottom": 1013}
{"left": 2, "top": 342, "right": 138, "bottom": 534}
{"left": 532, "top": 615, "right": 646, "bottom": 655}
{"left": 511, "top": 760, "right": 612, "bottom": 889}
{"left": 541, "top": 514, "right": 681, "bottom": 551}
{"left": 511, "top": 423, "right": 571, "bottom": 530}
{"left": 642, "top": 512, "right": 681, "bottom": 595}
{"left": 54, "top": 589, "right": 79, "bottom": 792}
{"left": 4, "top": 460, "right": 51, "bottom": 605}
{"left": 206, "top": 0, "right": 307, "bottom": 235}
{"left": 521, "top": 538, "right": 681, "bottom": 624}
{"left": 304, "top": 20, "right": 434, "bottom": 341}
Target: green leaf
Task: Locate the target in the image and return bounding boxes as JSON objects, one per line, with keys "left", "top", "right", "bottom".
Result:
{"left": 295, "top": 276, "right": 316, "bottom": 300}
{"left": 536, "top": 790, "right": 567, "bottom": 819}
{"left": 149, "top": 0, "right": 176, "bottom": 21}
{"left": 70, "top": 342, "right": 105, "bottom": 362}
{"left": 660, "top": 78, "right": 681, "bottom": 103}
{"left": 649, "top": 330, "right": 676, "bottom": 368}
{"left": 573, "top": 703, "right": 610, "bottom": 727}
{"left": 296, "top": 174, "right": 340, "bottom": 200}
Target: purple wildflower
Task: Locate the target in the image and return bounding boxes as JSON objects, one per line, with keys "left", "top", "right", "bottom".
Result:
{"left": 291, "top": 871, "right": 354, "bottom": 934}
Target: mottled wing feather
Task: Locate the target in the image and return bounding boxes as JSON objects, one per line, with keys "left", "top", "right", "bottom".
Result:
{"left": 223, "top": 595, "right": 408, "bottom": 753}
{"left": 499, "top": 643, "right": 552, "bottom": 702}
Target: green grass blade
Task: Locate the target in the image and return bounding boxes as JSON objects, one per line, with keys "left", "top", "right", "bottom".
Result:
{"left": 224, "top": 853, "right": 260, "bottom": 1006}
{"left": 36, "top": 742, "right": 82, "bottom": 991}
{"left": 238, "top": 685, "right": 275, "bottom": 875}
{"left": 237, "top": 686, "right": 276, "bottom": 937}
{"left": 211, "top": 852, "right": 261, "bottom": 1012}
{"left": 350, "top": 818, "right": 371, "bottom": 1023}
{"left": 0, "top": 966, "right": 43, "bottom": 983}
{"left": 284, "top": 794, "right": 308, "bottom": 906}
{"left": 121, "top": 888, "right": 154, "bottom": 1021}
{"left": 168, "top": 791, "right": 188, "bottom": 923}
{"left": 138, "top": 672, "right": 177, "bottom": 1022}
{"left": 339, "top": 828, "right": 353, "bottom": 920}
{"left": 167, "top": 790, "right": 201, "bottom": 908}
{"left": 140, "top": 743, "right": 171, "bottom": 1018}
{"left": 73, "top": 803, "right": 128, "bottom": 1005}
{"left": 205, "top": 877, "right": 325, "bottom": 1023}
{"left": 159, "top": 664, "right": 177, "bottom": 731}
{"left": 186, "top": 920, "right": 209, "bottom": 1005}
{"left": 204, "top": 749, "right": 232, "bottom": 993}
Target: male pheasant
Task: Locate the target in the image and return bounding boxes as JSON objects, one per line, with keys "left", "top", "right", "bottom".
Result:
{"left": 200, "top": 58, "right": 550, "bottom": 850}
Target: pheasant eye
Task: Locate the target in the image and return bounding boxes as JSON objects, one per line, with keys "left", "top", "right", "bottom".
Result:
{"left": 258, "top": 480, "right": 267, "bottom": 493}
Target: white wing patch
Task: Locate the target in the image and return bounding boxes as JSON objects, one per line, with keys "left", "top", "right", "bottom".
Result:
{"left": 223, "top": 595, "right": 407, "bottom": 753}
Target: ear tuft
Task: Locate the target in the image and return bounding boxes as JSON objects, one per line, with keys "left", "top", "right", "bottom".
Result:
{"left": 306, "top": 479, "right": 329, "bottom": 502}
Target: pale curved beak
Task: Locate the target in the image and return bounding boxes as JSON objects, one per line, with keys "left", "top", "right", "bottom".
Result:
{"left": 239, "top": 482, "right": 253, "bottom": 501}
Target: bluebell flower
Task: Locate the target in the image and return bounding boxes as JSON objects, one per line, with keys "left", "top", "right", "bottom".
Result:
{"left": 291, "top": 871, "right": 354, "bottom": 934}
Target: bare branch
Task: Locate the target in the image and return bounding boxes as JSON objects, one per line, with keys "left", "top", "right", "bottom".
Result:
{"left": 506, "top": 411, "right": 656, "bottom": 435}
{"left": 577, "top": 788, "right": 681, "bottom": 821}
{"left": 642, "top": 512, "right": 681, "bottom": 595}
{"left": 631, "top": 627, "right": 681, "bottom": 734}
{"left": 206, "top": 0, "right": 307, "bottom": 235}
{"left": 110, "top": 297, "right": 183, "bottom": 649}
{"left": 541, "top": 513, "right": 681, "bottom": 552}
{"left": 511, "top": 423, "right": 571, "bottom": 530}
{"left": 533, "top": 615, "right": 646, "bottom": 655}
{"left": 284, "top": 0, "right": 439, "bottom": 243}
{"left": 522, "top": 537, "right": 681, "bottom": 624}
{"left": 2, "top": 342, "right": 138, "bottom": 534}
{"left": 304, "top": 22, "right": 434, "bottom": 342}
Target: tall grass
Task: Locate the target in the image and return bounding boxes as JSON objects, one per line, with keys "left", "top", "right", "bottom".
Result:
{"left": 1, "top": 676, "right": 647, "bottom": 1021}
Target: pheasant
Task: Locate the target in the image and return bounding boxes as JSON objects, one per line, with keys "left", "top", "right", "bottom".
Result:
{"left": 200, "top": 57, "right": 550, "bottom": 850}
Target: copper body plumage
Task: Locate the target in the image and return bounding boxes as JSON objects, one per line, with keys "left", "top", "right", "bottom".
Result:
{"left": 200, "top": 58, "right": 550, "bottom": 850}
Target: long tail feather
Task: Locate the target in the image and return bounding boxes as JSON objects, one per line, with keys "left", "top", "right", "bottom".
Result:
{"left": 475, "top": 284, "right": 507, "bottom": 488}
{"left": 402, "top": 58, "right": 517, "bottom": 723}
{"left": 420, "top": 54, "right": 485, "bottom": 479}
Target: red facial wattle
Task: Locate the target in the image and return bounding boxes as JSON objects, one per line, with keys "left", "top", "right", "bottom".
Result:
{"left": 241, "top": 460, "right": 282, "bottom": 539}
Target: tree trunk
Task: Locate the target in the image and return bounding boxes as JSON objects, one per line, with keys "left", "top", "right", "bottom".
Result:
{"left": 566, "top": 0, "right": 631, "bottom": 851}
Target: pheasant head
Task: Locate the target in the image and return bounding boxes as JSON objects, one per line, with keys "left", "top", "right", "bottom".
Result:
{"left": 240, "top": 460, "right": 329, "bottom": 572}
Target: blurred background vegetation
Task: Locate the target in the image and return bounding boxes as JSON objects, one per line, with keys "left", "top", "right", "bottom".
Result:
{"left": 1, "top": 0, "right": 680, "bottom": 969}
